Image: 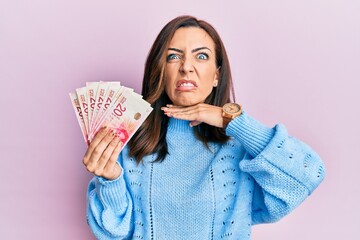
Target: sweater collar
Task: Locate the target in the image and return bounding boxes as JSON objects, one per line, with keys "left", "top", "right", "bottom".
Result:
{"left": 167, "top": 117, "right": 193, "bottom": 134}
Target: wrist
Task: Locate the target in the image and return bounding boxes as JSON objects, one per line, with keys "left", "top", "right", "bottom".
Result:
{"left": 222, "top": 103, "right": 242, "bottom": 128}
{"left": 225, "top": 111, "right": 275, "bottom": 157}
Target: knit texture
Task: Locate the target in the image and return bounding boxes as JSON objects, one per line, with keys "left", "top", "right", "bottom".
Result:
{"left": 86, "top": 112, "right": 325, "bottom": 239}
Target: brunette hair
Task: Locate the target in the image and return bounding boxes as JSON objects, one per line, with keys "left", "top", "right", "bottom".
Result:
{"left": 129, "top": 15, "right": 235, "bottom": 163}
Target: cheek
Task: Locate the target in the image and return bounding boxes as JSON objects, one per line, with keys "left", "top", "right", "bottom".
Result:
{"left": 165, "top": 84, "right": 171, "bottom": 98}
{"left": 165, "top": 64, "right": 177, "bottom": 78}
{"left": 164, "top": 79, "right": 173, "bottom": 101}
{"left": 165, "top": 66, "right": 177, "bottom": 92}
{"left": 200, "top": 67, "right": 217, "bottom": 88}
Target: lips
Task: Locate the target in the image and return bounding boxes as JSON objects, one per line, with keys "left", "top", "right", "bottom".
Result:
{"left": 176, "top": 80, "right": 197, "bottom": 91}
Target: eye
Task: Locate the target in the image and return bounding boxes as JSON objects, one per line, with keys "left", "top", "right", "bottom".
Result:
{"left": 197, "top": 53, "right": 209, "bottom": 60}
{"left": 166, "top": 53, "right": 181, "bottom": 62}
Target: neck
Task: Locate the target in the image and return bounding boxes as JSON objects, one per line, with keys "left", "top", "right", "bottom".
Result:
{"left": 167, "top": 117, "right": 193, "bottom": 133}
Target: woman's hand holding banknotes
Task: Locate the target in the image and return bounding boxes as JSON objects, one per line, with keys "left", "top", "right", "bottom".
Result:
{"left": 82, "top": 126, "right": 123, "bottom": 180}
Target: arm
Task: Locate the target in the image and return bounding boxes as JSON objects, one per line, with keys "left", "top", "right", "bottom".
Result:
{"left": 226, "top": 112, "right": 325, "bottom": 224}
{"left": 87, "top": 163, "right": 134, "bottom": 239}
{"left": 161, "top": 104, "right": 325, "bottom": 223}
{"left": 83, "top": 127, "right": 134, "bottom": 239}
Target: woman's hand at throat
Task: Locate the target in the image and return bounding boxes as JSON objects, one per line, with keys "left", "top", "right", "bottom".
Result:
{"left": 161, "top": 103, "right": 223, "bottom": 128}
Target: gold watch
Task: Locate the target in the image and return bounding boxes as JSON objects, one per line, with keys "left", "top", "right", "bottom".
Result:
{"left": 222, "top": 103, "right": 242, "bottom": 127}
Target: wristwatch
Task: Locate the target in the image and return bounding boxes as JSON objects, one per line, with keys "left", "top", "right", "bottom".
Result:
{"left": 222, "top": 103, "right": 242, "bottom": 127}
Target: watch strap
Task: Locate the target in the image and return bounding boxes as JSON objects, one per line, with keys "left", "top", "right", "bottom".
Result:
{"left": 222, "top": 114, "right": 232, "bottom": 127}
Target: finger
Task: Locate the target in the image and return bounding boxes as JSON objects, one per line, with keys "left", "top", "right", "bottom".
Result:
{"left": 86, "top": 130, "right": 116, "bottom": 171}
{"left": 90, "top": 125, "right": 112, "bottom": 147}
{"left": 108, "top": 162, "right": 122, "bottom": 180}
{"left": 95, "top": 136, "right": 121, "bottom": 176}
{"left": 83, "top": 126, "right": 109, "bottom": 165}
{"left": 103, "top": 140, "right": 123, "bottom": 179}
{"left": 105, "top": 140, "right": 123, "bottom": 171}
{"left": 165, "top": 104, "right": 182, "bottom": 108}
{"left": 162, "top": 106, "right": 198, "bottom": 118}
{"left": 172, "top": 109, "right": 200, "bottom": 120}
{"left": 172, "top": 106, "right": 223, "bottom": 128}
{"left": 163, "top": 104, "right": 196, "bottom": 112}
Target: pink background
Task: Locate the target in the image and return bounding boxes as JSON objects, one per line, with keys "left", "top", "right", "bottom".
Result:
{"left": 1, "top": 0, "right": 359, "bottom": 239}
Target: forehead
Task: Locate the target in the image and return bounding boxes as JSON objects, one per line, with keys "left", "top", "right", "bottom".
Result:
{"left": 168, "top": 27, "right": 215, "bottom": 50}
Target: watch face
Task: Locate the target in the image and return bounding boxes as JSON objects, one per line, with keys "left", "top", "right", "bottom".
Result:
{"left": 223, "top": 103, "right": 241, "bottom": 114}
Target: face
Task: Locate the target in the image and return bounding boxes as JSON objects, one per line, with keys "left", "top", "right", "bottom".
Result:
{"left": 164, "top": 27, "right": 219, "bottom": 106}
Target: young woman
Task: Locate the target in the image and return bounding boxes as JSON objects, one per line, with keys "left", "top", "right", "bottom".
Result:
{"left": 83, "top": 15, "right": 325, "bottom": 239}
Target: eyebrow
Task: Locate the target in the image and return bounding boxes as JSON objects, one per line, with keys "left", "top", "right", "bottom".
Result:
{"left": 168, "top": 47, "right": 213, "bottom": 53}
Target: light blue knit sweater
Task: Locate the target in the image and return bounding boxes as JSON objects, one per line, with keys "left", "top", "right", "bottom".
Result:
{"left": 86, "top": 112, "right": 325, "bottom": 239}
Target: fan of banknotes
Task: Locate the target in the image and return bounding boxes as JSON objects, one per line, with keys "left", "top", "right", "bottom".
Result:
{"left": 69, "top": 81, "right": 153, "bottom": 148}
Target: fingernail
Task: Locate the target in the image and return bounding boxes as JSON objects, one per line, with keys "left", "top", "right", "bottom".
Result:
{"left": 189, "top": 123, "right": 193, "bottom": 127}
{"left": 102, "top": 126, "right": 107, "bottom": 130}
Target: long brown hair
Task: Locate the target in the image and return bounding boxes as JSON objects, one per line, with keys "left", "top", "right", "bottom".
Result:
{"left": 129, "top": 15, "right": 235, "bottom": 163}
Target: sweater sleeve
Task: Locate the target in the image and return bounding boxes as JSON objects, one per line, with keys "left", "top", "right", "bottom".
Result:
{"left": 86, "top": 154, "right": 133, "bottom": 239}
{"left": 226, "top": 112, "right": 326, "bottom": 224}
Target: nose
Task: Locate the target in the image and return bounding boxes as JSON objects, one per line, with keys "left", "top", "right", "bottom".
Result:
{"left": 179, "top": 57, "right": 194, "bottom": 74}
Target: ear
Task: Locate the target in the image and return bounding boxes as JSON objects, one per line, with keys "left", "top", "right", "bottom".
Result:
{"left": 213, "top": 67, "right": 220, "bottom": 87}
{"left": 213, "top": 79, "right": 218, "bottom": 87}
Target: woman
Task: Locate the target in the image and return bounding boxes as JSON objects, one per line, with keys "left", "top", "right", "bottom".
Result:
{"left": 83, "top": 16, "right": 325, "bottom": 239}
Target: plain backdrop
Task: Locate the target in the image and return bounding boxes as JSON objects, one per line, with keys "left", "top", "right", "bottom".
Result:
{"left": 1, "top": 0, "right": 359, "bottom": 239}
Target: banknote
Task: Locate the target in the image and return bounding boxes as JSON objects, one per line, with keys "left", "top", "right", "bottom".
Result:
{"left": 91, "top": 81, "right": 109, "bottom": 132}
{"left": 76, "top": 87, "right": 89, "bottom": 135}
{"left": 90, "top": 87, "right": 133, "bottom": 141}
{"left": 91, "top": 82, "right": 122, "bottom": 133}
{"left": 90, "top": 83, "right": 128, "bottom": 138}
{"left": 69, "top": 92, "right": 88, "bottom": 144}
{"left": 86, "top": 82, "right": 99, "bottom": 132}
{"left": 69, "top": 81, "right": 152, "bottom": 146}
{"left": 90, "top": 89, "right": 153, "bottom": 149}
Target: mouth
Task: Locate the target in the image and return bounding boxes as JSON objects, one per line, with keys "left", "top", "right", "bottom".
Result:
{"left": 176, "top": 80, "right": 197, "bottom": 91}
